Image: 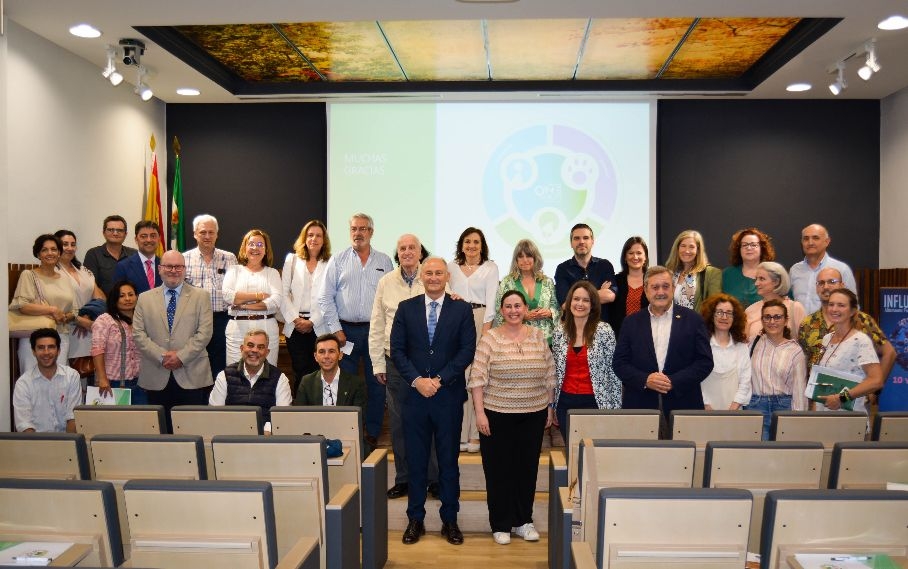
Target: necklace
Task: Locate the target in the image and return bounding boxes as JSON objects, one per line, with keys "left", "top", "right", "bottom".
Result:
{"left": 824, "top": 326, "right": 853, "bottom": 364}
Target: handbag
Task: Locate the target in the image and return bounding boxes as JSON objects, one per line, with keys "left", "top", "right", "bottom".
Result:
{"left": 8, "top": 271, "right": 57, "bottom": 338}
{"left": 69, "top": 355, "right": 95, "bottom": 378}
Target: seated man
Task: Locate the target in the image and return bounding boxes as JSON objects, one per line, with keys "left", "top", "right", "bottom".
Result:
{"left": 209, "top": 328, "right": 292, "bottom": 433}
{"left": 294, "top": 333, "right": 366, "bottom": 410}
{"left": 13, "top": 328, "right": 82, "bottom": 433}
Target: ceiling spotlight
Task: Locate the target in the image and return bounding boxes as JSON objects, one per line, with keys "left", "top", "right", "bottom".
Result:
{"left": 101, "top": 45, "right": 124, "bottom": 86}
{"left": 829, "top": 62, "right": 846, "bottom": 96}
{"left": 136, "top": 66, "right": 154, "bottom": 101}
{"left": 786, "top": 83, "right": 812, "bottom": 92}
{"left": 858, "top": 39, "right": 881, "bottom": 81}
{"left": 176, "top": 88, "right": 201, "bottom": 96}
{"left": 878, "top": 15, "right": 908, "bottom": 31}
{"left": 119, "top": 38, "right": 146, "bottom": 67}
{"left": 69, "top": 23, "right": 101, "bottom": 38}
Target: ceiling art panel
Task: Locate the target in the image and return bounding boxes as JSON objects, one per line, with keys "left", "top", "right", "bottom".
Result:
{"left": 380, "top": 20, "right": 488, "bottom": 81}
{"left": 485, "top": 19, "right": 589, "bottom": 81}
{"left": 577, "top": 18, "right": 694, "bottom": 80}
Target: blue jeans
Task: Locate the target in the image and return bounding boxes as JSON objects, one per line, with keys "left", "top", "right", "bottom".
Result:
{"left": 339, "top": 322, "right": 384, "bottom": 438}
{"left": 745, "top": 394, "right": 792, "bottom": 440}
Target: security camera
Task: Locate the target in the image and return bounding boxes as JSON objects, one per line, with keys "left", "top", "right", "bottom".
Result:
{"left": 118, "top": 38, "right": 146, "bottom": 67}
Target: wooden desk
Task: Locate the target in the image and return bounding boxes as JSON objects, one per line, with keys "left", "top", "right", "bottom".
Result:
{"left": 788, "top": 554, "right": 908, "bottom": 569}
{"left": 50, "top": 543, "right": 92, "bottom": 566}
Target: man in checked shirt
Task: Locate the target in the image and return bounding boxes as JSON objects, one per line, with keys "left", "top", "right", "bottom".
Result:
{"left": 183, "top": 214, "right": 238, "bottom": 379}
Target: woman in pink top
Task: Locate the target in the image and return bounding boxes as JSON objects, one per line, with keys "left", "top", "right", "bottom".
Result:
{"left": 91, "top": 280, "right": 145, "bottom": 404}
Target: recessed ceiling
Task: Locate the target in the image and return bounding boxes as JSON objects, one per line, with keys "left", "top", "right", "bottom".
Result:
{"left": 136, "top": 17, "right": 830, "bottom": 95}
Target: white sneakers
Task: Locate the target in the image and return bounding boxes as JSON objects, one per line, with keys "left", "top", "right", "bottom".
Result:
{"left": 492, "top": 532, "right": 511, "bottom": 545}
{"left": 512, "top": 523, "right": 540, "bottom": 541}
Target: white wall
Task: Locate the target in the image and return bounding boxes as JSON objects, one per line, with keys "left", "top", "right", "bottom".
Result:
{"left": 880, "top": 85, "right": 908, "bottom": 268}
{"left": 2, "top": 20, "right": 165, "bottom": 431}
{"left": 1, "top": 18, "right": 11, "bottom": 431}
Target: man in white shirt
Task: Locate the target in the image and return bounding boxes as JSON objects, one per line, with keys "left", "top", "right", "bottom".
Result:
{"left": 13, "top": 328, "right": 82, "bottom": 433}
{"left": 209, "top": 328, "right": 292, "bottom": 434}
{"left": 789, "top": 223, "right": 857, "bottom": 314}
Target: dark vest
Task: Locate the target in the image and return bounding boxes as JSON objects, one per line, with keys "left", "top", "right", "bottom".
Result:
{"left": 224, "top": 360, "right": 281, "bottom": 423}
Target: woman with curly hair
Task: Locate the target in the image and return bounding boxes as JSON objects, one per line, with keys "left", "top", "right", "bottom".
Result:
{"left": 699, "top": 293, "right": 751, "bottom": 411}
{"left": 721, "top": 227, "right": 776, "bottom": 308}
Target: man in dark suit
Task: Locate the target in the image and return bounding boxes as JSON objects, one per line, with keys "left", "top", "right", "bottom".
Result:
{"left": 113, "top": 220, "right": 162, "bottom": 294}
{"left": 294, "top": 333, "right": 366, "bottom": 409}
{"left": 390, "top": 256, "right": 476, "bottom": 545}
{"left": 613, "top": 265, "right": 713, "bottom": 424}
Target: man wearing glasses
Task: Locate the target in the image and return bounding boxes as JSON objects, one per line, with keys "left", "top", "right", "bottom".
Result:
{"left": 133, "top": 250, "right": 213, "bottom": 430}
{"left": 209, "top": 329, "right": 292, "bottom": 434}
{"left": 293, "top": 333, "right": 366, "bottom": 410}
{"left": 798, "top": 267, "right": 895, "bottom": 376}
{"left": 554, "top": 223, "right": 617, "bottom": 321}
{"left": 84, "top": 214, "right": 136, "bottom": 295}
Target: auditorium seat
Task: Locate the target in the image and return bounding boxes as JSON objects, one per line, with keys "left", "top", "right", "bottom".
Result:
{"left": 572, "top": 487, "right": 752, "bottom": 569}
{"left": 171, "top": 404, "right": 262, "bottom": 478}
{"left": 872, "top": 411, "right": 908, "bottom": 441}
{"left": 211, "top": 435, "right": 359, "bottom": 569}
{"left": 827, "top": 441, "right": 908, "bottom": 489}
{"left": 770, "top": 410, "right": 867, "bottom": 486}
{"left": 73, "top": 405, "right": 166, "bottom": 438}
{"left": 121, "top": 479, "right": 319, "bottom": 569}
{"left": 703, "top": 441, "right": 824, "bottom": 553}
{"left": 578, "top": 439, "right": 696, "bottom": 558}
{"left": 0, "top": 478, "right": 124, "bottom": 567}
{"left": 0, "top": 432, "right": 90, "bottom": 480}
{"left": 760, "top": 489, "right": 908, "bottom": 569}
{"left": 670, "top": 410, "right": 763, "bottom": 487}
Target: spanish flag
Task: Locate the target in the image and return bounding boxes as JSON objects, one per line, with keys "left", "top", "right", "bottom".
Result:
{"left": 144, "top": 134, "right": 165, "bottom": 257}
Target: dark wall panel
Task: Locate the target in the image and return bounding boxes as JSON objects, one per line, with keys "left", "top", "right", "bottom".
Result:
{"left": 165, "top": 103, "right": 327, "bottom": 264}
{"left": 658, "top": 99, "right": 880, "bottom": 271}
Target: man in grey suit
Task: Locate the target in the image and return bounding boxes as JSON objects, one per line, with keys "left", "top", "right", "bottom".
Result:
{"left": 133, "top": 249, "right": 214, "bottom": 430}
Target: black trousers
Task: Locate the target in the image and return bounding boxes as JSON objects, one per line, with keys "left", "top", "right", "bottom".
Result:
{"left": 479, "top": 407, "right": 547, "bottom": 532}
{"left": 285, "top": 328, "right": 318, "bottom": 396}
{"left": 146, "top": 373, "right": 211, "bottom": 433}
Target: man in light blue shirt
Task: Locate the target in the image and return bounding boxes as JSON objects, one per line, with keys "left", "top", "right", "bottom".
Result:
{"left": 318, "top": 213, "right": 394, "bottom": 445}
{"left": 13, "top": 328, "right": 82, "bottom": 433}
{"left": 789, "top": 223, "right": 856, "bottom": 314}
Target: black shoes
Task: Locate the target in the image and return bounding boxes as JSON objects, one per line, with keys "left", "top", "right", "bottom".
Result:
{"left": 387, "top": 483, "right": 408, "bottom": 499}
{"left": 441, "top": 521, "right": 464, "bottom": 545}
{"left": 427, "top": 481, "right": 440, "bottom": 499}
{"left": 402, "top": 519, "right": 426, "bottom": 544}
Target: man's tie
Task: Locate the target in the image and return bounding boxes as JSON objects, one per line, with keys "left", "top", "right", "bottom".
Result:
{"left": 428, "top": 301, "right": 438, "bottom": 344}
{"left": 166, "top": 289, "right": 177, "bottom": 331}
{"left": 145, "top": 259, "right": 154, "bottom": 289}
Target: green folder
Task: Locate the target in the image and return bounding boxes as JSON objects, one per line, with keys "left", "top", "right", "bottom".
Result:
{"left": 805, "top": 365, "right": 862, "bottom": 411}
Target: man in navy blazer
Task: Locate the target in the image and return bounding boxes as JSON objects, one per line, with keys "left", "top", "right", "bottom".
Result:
{"left": 614, "top": 265, "right": 713, "bottom": 421}
{"left": 390, "top": 256, "right": 476, "bottom": 545}
{"left": 113, "top": 220, "right": 162, "bottom": 294}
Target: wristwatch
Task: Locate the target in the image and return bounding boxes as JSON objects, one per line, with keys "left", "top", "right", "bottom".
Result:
{"left": 838, "top": 388, "right": 851, "bottom": 403}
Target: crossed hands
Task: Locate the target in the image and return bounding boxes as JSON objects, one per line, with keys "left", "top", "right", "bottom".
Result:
{"left": 413, "top": 376, "right": 442, "bottom": 398}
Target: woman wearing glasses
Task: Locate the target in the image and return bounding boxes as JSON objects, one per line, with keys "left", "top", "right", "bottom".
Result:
{"left": 743, "top": 262, "right": 807, "bottom": 342}
{"left": 664, "top": 229, "right": 721, "bottom": 313}
{"left": 223, "top": 229, "right": 283, "bottom": 365}
{"left": 747, "top": 299, "right": 808, "bottom": 439}
{"left": 699, "top": 293, "right": 751, "bottom": 411}
{"left": 722, "top": 228, "right": 777, "bottom": 308}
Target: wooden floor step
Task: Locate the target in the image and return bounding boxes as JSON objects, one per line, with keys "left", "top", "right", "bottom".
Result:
{"left": 385, "top": 450, "right": 552, "bottom": 492}
{"left": 388, "top": 490, "right": 549, "bottom": 534}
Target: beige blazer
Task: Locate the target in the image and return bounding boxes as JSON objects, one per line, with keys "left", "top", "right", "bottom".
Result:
{"left": 133, "top": 283, "right": 214, "bottom": 390}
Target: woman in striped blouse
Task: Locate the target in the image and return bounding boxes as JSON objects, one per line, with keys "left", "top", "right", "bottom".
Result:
{"left": 747, "top": 298, "right": 808, "bottom": 439}
{"left": 469, "top": 289, "right": 555, "bottom": 545}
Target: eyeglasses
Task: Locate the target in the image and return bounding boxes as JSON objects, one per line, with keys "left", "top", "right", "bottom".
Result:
{"left": 105, "top": 228, "right": 126, "bottom": 234}
{"left": 740, "top": 242, "right": 760, "bottom": 249}
{"left": 761, "top": 314, "right": 785, "bottom": 322}
{"left": 714, "top": 310, "right": 734, "bottom": 318}
{"left": 817, "top": 278, "right": 842, "bottom": 286}
{"left": 160, "top": 264, "right": 185, "bottom": 271}
{"left": 247, "top": 242, "right": 266, "bottom": 249}
{"left": 323, "top": 385, "right": 335, "bottom": 406}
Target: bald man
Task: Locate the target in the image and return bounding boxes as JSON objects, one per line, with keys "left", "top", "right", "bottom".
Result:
{"left": 798, "top": 266, "right": 895, "bottom": 378}
{"left": 789, "top": 224, "right": 856, "bottom": 314}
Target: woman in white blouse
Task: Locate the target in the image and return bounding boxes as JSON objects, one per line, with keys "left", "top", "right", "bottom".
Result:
{"left": 55, "top": 229, "right": 105, "bottom": 369}
{"left": 698, "top": 293, "right": 751, "bottom": 410}
{"left": 281, "top": 220, "right": 331, "bottom": 393}
{"left": 448, "top": 227, "right": 500, "bottom": 453}
{"left": 223, "top": 229, "right": 282, "bottom": 365}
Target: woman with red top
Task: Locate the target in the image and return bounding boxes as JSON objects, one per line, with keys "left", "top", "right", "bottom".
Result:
{"left": 608, "top": 236, "right": 650, "bottom": 336}
{"left": 551, "top": 280, "right": 622, "bottom": 440}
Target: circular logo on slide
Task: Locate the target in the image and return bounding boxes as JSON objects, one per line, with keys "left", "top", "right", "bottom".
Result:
{"left": 483, "top": 124, "right": 618, "bottom": 255}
